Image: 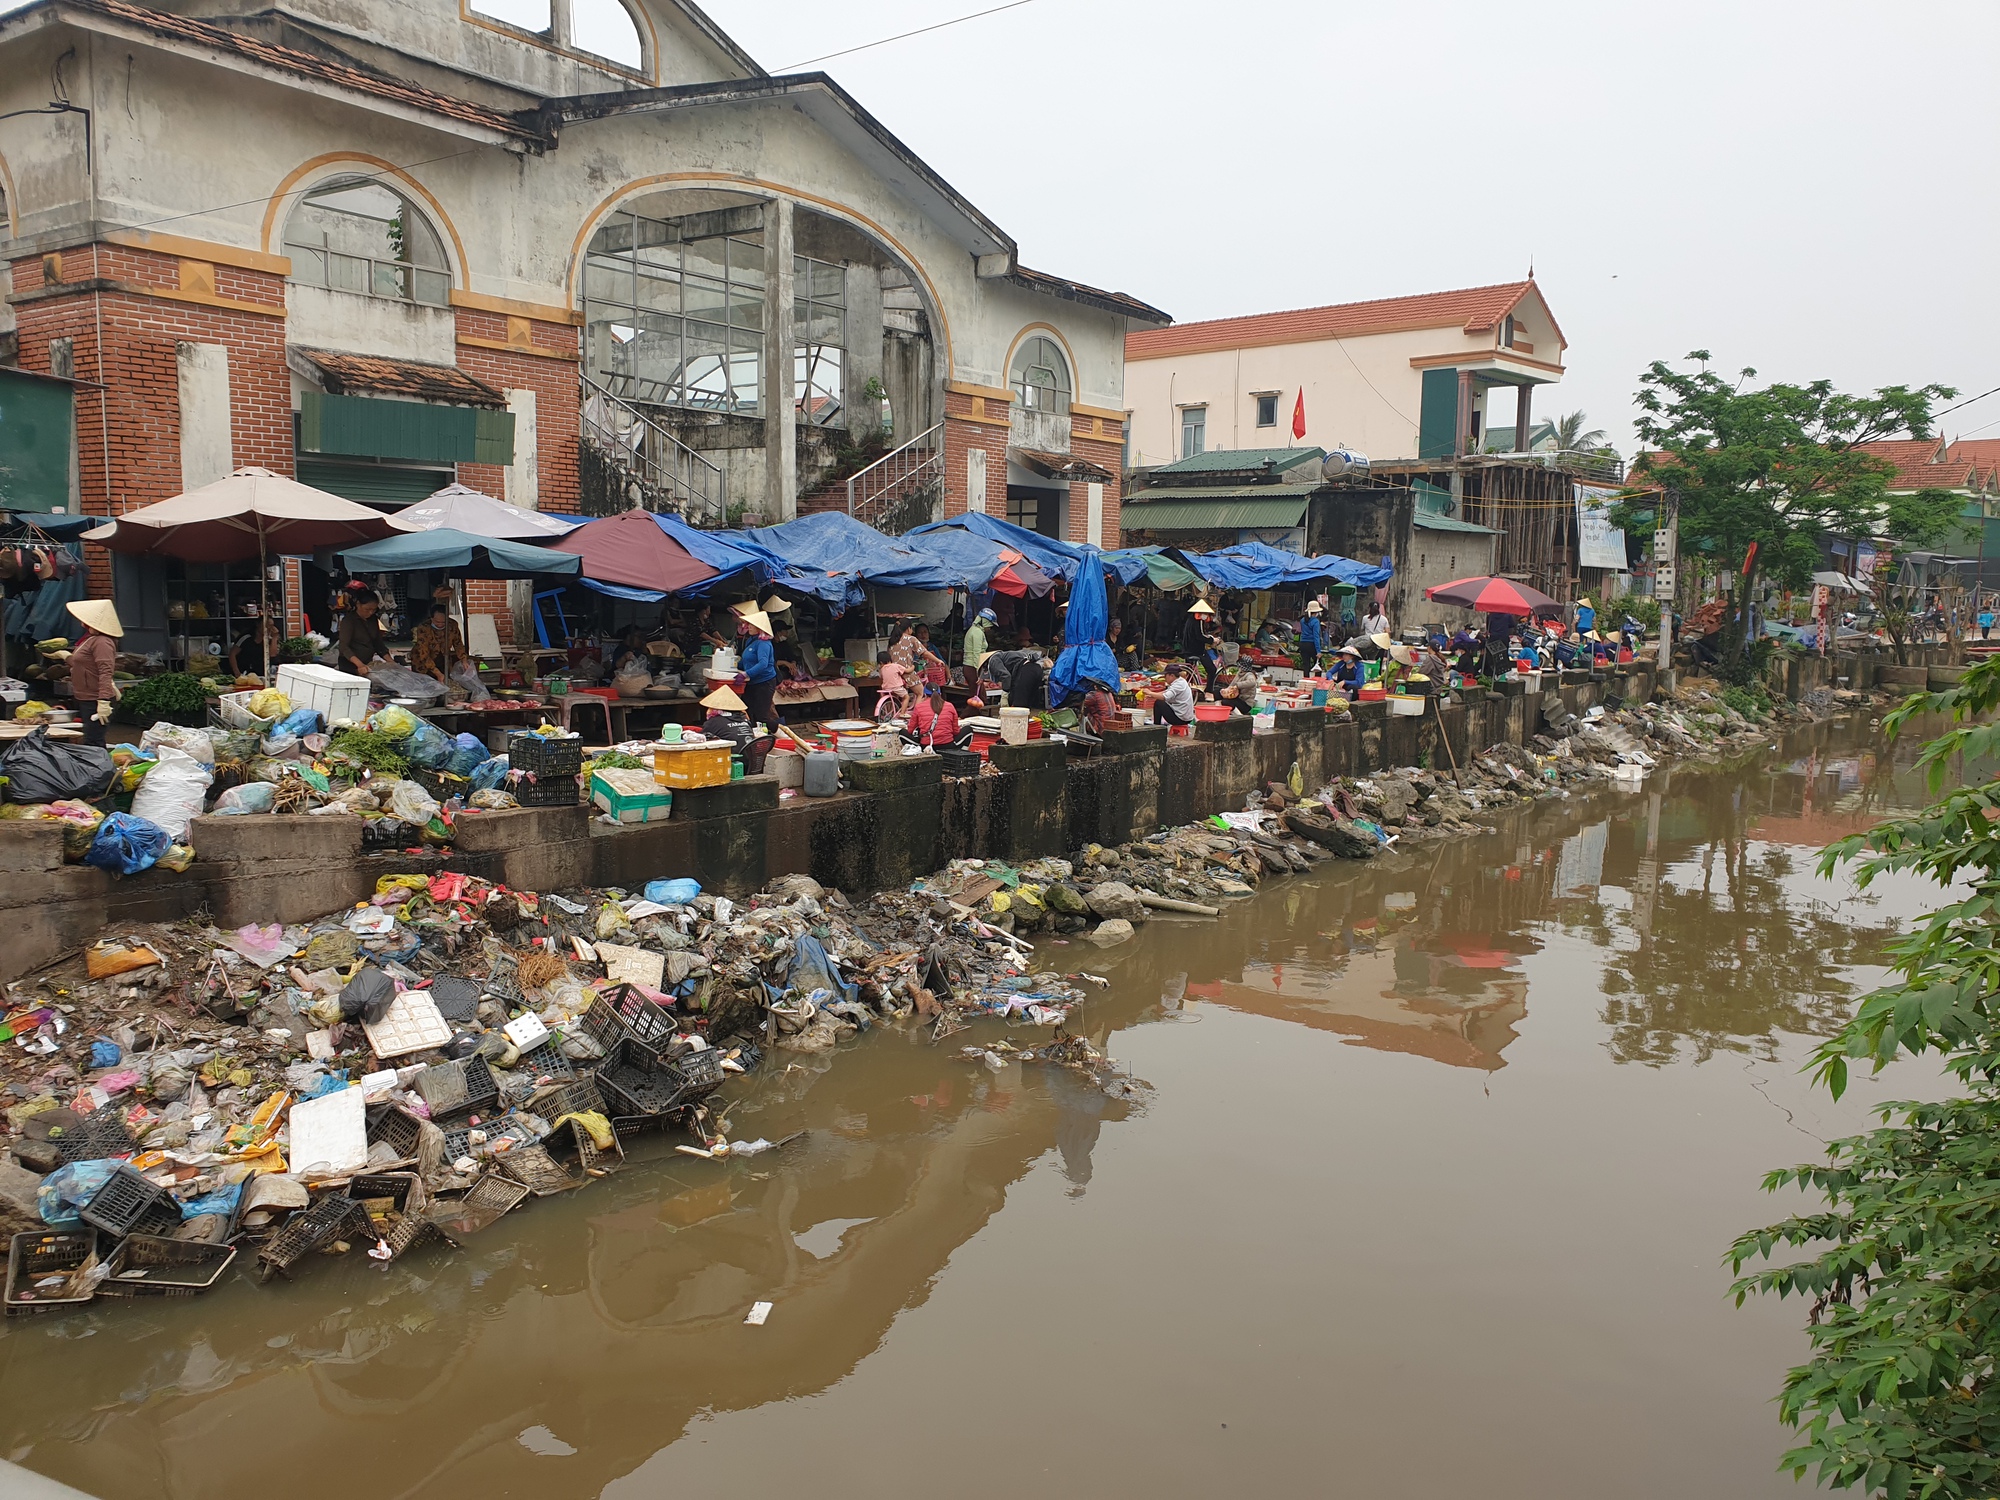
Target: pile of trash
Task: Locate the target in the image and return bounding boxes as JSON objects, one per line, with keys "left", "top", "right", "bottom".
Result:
{"left": 0, "top": 861, "right": 1117, "bottom": 1311}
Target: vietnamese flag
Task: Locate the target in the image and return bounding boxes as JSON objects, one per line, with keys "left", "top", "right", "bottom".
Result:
{"left": 1292, "top": 389, "right": 1307, "bottom": 440}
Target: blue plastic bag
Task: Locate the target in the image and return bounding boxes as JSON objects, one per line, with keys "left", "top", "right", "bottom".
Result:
{"left": 37, "top": 1160, "right": 119, "bottom": 1227}
{"left": 179, "top": 1180, "right": 242, "bottom": 1221}
{"left": 402, "top": 718, "right": 453, "bottom": 770}
{"left": 444, "top": 733, "right": 487, "bottom": 778}
{"left": 469, "top": 756, "right": 511, "bottom": 792}
{"left": 644, "top": 878, "right": 702, "bottom": 905}
{"left": 274, "top": 707, "right": 324, "bottom": 739}
{"left": 83, "top": 813, "right": 172, "bottom": 876}
{"left": 89, "top": 1038, "right": 122, "bottom": 1069}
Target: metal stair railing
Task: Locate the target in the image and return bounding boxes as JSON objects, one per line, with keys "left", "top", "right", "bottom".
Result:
{"left": 580, "top": 374, "right": 728, "bottom": 522}
{"left": 846, "top": 422, "right": 944, "bottom": 532}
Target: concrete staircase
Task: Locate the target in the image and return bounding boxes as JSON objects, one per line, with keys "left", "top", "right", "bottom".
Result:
{"left": 798, "top": 423, "right": 944, "bottom": 534}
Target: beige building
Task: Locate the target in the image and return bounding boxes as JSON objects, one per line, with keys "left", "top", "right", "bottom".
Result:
{"left": 1122, "top": 280, "right": 1567, "bottom": 470}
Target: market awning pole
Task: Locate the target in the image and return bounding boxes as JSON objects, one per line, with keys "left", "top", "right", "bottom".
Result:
{"left": 259, "top": 525, "right": 271, "bottom": 680}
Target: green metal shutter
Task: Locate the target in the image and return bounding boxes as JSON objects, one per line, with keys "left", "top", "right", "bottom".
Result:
{"left": 1418, "top": 368, "right": 1459, "bottom": 460}
{"left": 473, "top": 407, "right": 517, "bottom": 466}
{"left": 0, "top": 370, "right": 74, "bottom": 509}
{"left": 300, "top": 391, "right": 479, "bottom": 463}
{"left": 296, "top": 459, "right": 452, "bottom": 509}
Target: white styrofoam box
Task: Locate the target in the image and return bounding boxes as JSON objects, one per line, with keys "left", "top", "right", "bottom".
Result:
{"left": 503, "top": 1013, "right": 550, "bottom": 1051}
{"left": 276, "top": 664, "right": 370, "bottom": 727}
{"left": 844, "top": 637, "right": 886, "bottom": 664}
{"left": 1266, "top": 667, "right": 1303, "bottom": 685}
{"left": 363, "top": 990, "right": 452, "bottom": 1060}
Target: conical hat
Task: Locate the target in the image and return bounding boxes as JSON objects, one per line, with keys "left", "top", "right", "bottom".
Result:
{"left": 66, "top": 599, "right": 124, "bottom": 638}
{"left": 759, "top": 594, "right": 792, "bottom": 614}
{"left": 740, "top": 610, "right": 772, "bottom": 636}
{"left": 1389, "top": 642, "right": 1419, "bottom": 666}
{"left": 701, "top": 684, "right": 746, "bottom": 712}
{"left": 1188, "top": 599, "right": 1216, "bottom": 617}
{"left": 1370, "top": 632, "right": 1394, "bottom": 650}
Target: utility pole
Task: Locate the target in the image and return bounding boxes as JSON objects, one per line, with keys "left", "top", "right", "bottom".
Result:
{"left": 1654, "top": 486, "right": 1679, "bottom": 673}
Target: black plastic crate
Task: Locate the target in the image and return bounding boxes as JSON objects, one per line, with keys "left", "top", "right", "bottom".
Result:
{"left": 598, "top": 1038, "right": 706, "bottom": 1117}
{"left": 937, "top": 746, "right": 983, "bottom": 778}
{"left": 98, "top": 1235, "right": 236, "bottom": 1298}
{"left": 509, "top": 770, "right": 579, "bottom": 807}
{"left": 423, "top": 1175, "right": 530, "bottom": 1247}
{"left": 495, "top": 1144, "right": 578, "bottom": 1197}
{"left": 52, "top": 1105, "right": 136, "bottom": 1165}
{"left": 79, "top": 1166, "right": 181, "bottom": 1240}
{"left": 257, "top": 1195, "right": 372, "bottom": 1280}
{"left": 507, "top": 731, "right": 583, "bottom": 778}
{"left": 365, "top": 1105, "right": 422, "bottom": 1162}
{"left": 429, "top": 975, "right": 482, "bottom": 1023}
{"left": 516, "top": 1039, "right": 575, "bottom": 1084}
{"left": 665, "top": 1043, "right": 725, "bottom": 1099}
{"left": 410, "top": 766, "right": 470, "bottom": 803}
{"left": 5, "top": 1230, "right": 99, "bottom": 1315}
{"left": 574, "top": 985, "right": 676, "bottom": 1062}
{"left": 411, "top": 1054, "right": 497, "bottom": 1118}
{"left": 528, "top": 1077, "right": 605, "bottom": 1125}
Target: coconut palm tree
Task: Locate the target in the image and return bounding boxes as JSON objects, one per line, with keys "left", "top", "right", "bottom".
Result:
{"left": 1553, "top": 411, "right": 1608, "bottom": 452}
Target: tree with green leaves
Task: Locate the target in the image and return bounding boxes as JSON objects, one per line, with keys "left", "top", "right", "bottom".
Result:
{"left": 1618, "top": 356, "right": 1962, "bottom": 683}
{"left": 1553, "top": 410, "right": 1608, "bottom": 452}
{"left": 1731, "top": 657, "right": 2000, "bottom": 1498}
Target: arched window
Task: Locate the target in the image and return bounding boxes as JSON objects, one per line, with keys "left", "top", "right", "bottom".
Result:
{"left": 571, "top": 0, "right": 644, "bottom": 68}
{"left": 469, "top": 0, "right": 551, "bottom": 32}
{"left": 283, "top": 176, "right": 450, "bottom": 307}
{"left": 1011, "top": 335, "right": 1071, "bottom": 416}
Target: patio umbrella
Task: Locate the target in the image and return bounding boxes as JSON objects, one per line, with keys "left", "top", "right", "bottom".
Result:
{"left": 397, "top": 483, "right": 582, "bottom": 542}
{"left": 1049, "top": 545, "right": 1121, "bottom": 707}
{"left": 1423, "top": 575, "right": 1560, "bottom": 617}
{"left": 550, "top": 509, "right": 719, "bottom": 596}
{"left": 82, "top": 466, "right": 411, "bottom": 674}
{"left": 333, "top": 527, "right": 583, "bottom": 580}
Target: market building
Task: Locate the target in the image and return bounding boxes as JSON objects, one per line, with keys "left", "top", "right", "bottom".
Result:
{"left": 0, "top": 0, "right": 1166, "bottom": 658}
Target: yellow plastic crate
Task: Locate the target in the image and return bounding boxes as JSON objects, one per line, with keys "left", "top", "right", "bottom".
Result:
{"left": 653, "top": 742, "right": 732, "bottom": 790}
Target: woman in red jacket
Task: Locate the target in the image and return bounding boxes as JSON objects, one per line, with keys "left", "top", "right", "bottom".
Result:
{"left": 907, "top": 682, "right": 960, "bottom": 746}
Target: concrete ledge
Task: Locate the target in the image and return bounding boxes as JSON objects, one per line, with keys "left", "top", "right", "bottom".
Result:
{"left": 843, "top": 755, "right": 945, "bottom": 792}
{"left": 189, "top": 813, "right": 362, "bottom": 864}
{"left": 1350, "top": 699, "right": 1387, "bottom": 726}
{"left": 989, "top": 740, "right": 1066, "bottom": 774}
{"left": 1192, "top": 715, "right": 1253, "bottom": 743}
{"left": 0, "top": 821, "right": 64, "bottom": 875}
{"left": 1274, "top": 707, "right": 1327, "bottom": 737}
{"left": 676, "top": 776, "right": 780, "bottom": 819}
{"left": 447, "top": 805, "right": 589, "bottom": 853}
{"left": 1879, "top": 665, "right": 1928, "bottom": 688}
{"left": 1101, "top": 725, "right": 1168, "bottom": 755}
{"left": 1929, "top": 666, "right": 1969, "bottom": 690}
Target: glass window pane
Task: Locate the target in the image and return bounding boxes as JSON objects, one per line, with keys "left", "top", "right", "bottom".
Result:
{"left": 412, "top": 267, "right": 451, "bottom": 306}
{"left": 285, "top": 243, "right": 327, "bottom": 287}
{"left": 813, "top": 262, "right": 844, "bottom": 301}
{"left": 584, "top": 257, "right": 633, "bottom": 306}
{"left": 728, "top": 236, "right": 764, "bottom": 285}
{"left": 636, "top": 270, "right": 680, "bottom": 315}
{"left": 809, "top": 307, "right": 843, "bottom": 345}
{"left": 683, "top": 240, "right": 727, "bottom": 283}
{"left": 684, "top": 277, "right": 726, "bottom": 318}
{"left": 729, "top": 287, "right": 763, "bottom": 332}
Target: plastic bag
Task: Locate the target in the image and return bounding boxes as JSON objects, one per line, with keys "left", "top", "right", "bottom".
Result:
{"left": 212, "top": 782, "right": 277, "bottom": 816}
{"left": 367, "top": 663, "right": 448, "bottom": 704}
{"left": 129, "top": 747, "right": 212, "bottom": 839}
{"left": 470, "top": 755, "right": 511, "bottom": 792}
{"left": 644, "top": 878, "right": 702, "bottom": 905}
{"left": 338, "top": 965, "right": 396, "bottom": 1024}
{"left": 38, "top": 1160, "right": 119, "bottom": 1227}
{"left": 247, "top": 689, "right": 291, "bottom": 721}
{"left": 402, "top": 717, "right": 453, "bottom": 770}
{"left": 369, "top": 705, "right": 418, "bottom": 741}
{"left": 444, "top": 733, "right": 487, "bottom": 778}
{"left": 83, "top": 813, "right": 171, "bottom": 875}
{"left": 386, "top": 780, "right": 440, "bottom": 825}
{"left": 0, "top": 728, "right": 115, "bottom": 803}
{"left": 274, "top": 707, "right": 323, "bottom": 740}
{"left": 448, "top": 661, "right": 491, "bottom": 702}
{"left": 208, "top": 729, "right": 258, "bottom": 763}
{"left": 140, "top": 722, "right": 215, "bottom": 767}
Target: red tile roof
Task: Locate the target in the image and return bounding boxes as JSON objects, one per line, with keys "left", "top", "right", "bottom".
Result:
{"left": 59, "top": 0, "right": 544, "bottom": 142}
{"left": 1947, "top": 439, "right": 2000, "bottom": 487}
{"left": 293, "top": 348, "right": 506, "bottom": 407}
{"left": 1854, "top": 437, "right": 1983, "bottom": 492}
{"left": 1126, "top": 281, "right": 1553, "bottom": 361}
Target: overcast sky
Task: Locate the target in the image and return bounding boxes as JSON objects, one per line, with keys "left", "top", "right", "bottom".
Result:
{"left": 708, "top": 0, "right": 2000, "bottom": 454}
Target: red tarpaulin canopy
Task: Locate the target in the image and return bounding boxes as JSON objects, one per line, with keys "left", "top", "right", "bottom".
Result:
{"left": 551, "top": 510, "right": 719, "bottom": 594}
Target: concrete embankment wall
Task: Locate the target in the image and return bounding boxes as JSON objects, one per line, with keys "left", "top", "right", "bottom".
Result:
{"left": 1, "top": 661, "right": 1703, "bottom": 984}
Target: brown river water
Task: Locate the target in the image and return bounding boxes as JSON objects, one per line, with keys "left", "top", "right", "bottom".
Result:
{"left": 0, "top": 716, "right": 1962, "bottom": 1500}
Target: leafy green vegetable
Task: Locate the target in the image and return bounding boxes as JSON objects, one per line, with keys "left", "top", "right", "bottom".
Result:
{"left": 326, "top": 727, "right": 409, "bottom": 777}
{"left": 584, "top": 751, "right": 644, "bottom": 772}
{"left": 118, "top": 673, "right": 210, "bottom": 719}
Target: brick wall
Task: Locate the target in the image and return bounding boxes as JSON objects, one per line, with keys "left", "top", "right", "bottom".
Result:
{"left": 940, "top": 389, "right": 1009, "bottom": 519}
{"left": 452, "top": 308, "right": 581, "bottom": 516}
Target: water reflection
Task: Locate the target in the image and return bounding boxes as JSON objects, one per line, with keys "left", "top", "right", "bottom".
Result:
{"left": 0, "top": 716, "right": 1947, "bottom": 1500}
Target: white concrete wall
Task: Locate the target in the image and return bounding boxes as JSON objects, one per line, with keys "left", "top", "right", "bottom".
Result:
{"left": 176, "top": 342, "right": 234, "bottom": 488}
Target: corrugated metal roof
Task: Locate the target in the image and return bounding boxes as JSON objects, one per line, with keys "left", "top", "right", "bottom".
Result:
{"left": 1121, "top": 495, "right": 1309, "bottom": 531}
{"left": 1413, "top": 512, "right": 1503, "bottom": 535}
{"left": 1148, "top": 448, "right": 1324, "bottom": 477}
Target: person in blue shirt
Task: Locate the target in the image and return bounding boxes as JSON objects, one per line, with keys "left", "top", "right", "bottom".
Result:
{"left": 1574, "top": 596, "right": 1596, "bottom": 635}
{"left": 1328, "top": 644, "right": 1367, "bottom": 697}
{"left": 1298, "top": 600, "right": 1324, "bottom": 670}
{"left": 738, "top": 609, "right": 777, "bottom": 729}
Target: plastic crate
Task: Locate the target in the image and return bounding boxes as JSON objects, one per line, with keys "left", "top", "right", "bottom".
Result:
{"left": 411, "top": 766, "right": 471, "bottom": 803}
{"left": 424, "top": 1175, "right": 531, "bottom": 1247}
{"left": 509, "top": 769, "right": 580, "bottom": 807}
{"left": 548, "top": 1114, "right": 623, "bottom": 1176}
{"left": 495, "top": 1144, "right": 578, "bottom": 1197}
{"left": 591, "top": 768, "right": 673, "bottom": 824}
{"left": 98, "top": 1235, "right": 236, "bottom": 1298}
{"left": 936, "top": 746, "right": 982, "bottom": 778}
{"left": 652, "top": 742, "right": 731, "bottom": 790}
{"left": 428, "top": 974, "right": 483, "bottom": 1023}
{"left": 411, "top": 1054, "right": 498, "bottom": 1119}
{"left": 53, "top": 1104, "right": 136, "bottom": 1165}
{"left": 667, "top": 1043, "right": 726, "bottom": 1100}
{"left": 516, "top": 1040, "right": 576, "bottom": 1085}
{"left": 79, "top": 1166, "right": 181, "bottom": 1240}
{"left": 216, "top": 689, "right": 280, "bottom": 732}
{"left": 5, "top": 1230, "right": 99, "bottom": 1315}
{"left": 276, "top": 664, "right": 370, "bottom": 728}
{"left": 365, "top": 1104, "right": 423, "bottom": 1162}
{"left": 257, "top": 1195, "right": 372, "bottom": 1280}
{"left": 508, "top": 731, "right": 583, "bottom": 779}
{"left": 598, "top": 1038, "right": 704, "bottom": 1117}
{"left": 575, "top": 984, "right": 678, "bottom": 1058}
{"left": 529, "top": 1076, "right": 604, "bottom": 1124}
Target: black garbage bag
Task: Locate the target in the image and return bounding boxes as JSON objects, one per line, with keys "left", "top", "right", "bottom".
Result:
{"left": 338, "top": 965, "right": 397, "bottom": 1024}
{"left": 0, "top": 727, "right": 115, "bottom": 803}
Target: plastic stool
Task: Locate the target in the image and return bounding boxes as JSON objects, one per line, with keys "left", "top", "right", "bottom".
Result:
{"left": 554, "top": 694, "right": 613, "bottom": 743}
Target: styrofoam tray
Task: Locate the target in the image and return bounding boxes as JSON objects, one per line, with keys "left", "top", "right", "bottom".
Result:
{"left": 363, "top": 990, "right": 453, "bottom": 1060}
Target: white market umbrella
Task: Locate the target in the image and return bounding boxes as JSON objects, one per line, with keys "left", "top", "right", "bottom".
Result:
{"left": 398, "top": 483, "right": 580, "bottom": 542}
{"left": 85, "top": 466, "right": 414, "bottom": 674}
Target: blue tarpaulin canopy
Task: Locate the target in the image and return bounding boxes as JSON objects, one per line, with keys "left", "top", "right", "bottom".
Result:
{"left": 1171, "top": 540, "right": 1391, "bottom": 593}
{"left": 745, "top": 512, "right": 955, "bottom": 605}
{"left": 906, "top": 513, "right": 1147, "bottom": 586}
{"left": 654, "top": 512, "right": 786, "bottom": 593}
{"left": 334, "top": 527, "right": 583, "bottom": 579}
{"left": 1049, "top": 545, "right": 1121, "bottom": 707}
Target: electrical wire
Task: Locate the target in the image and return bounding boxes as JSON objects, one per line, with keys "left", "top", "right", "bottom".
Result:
{"left": 775, "top": 0, "right": 1037, "bottom": 71}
